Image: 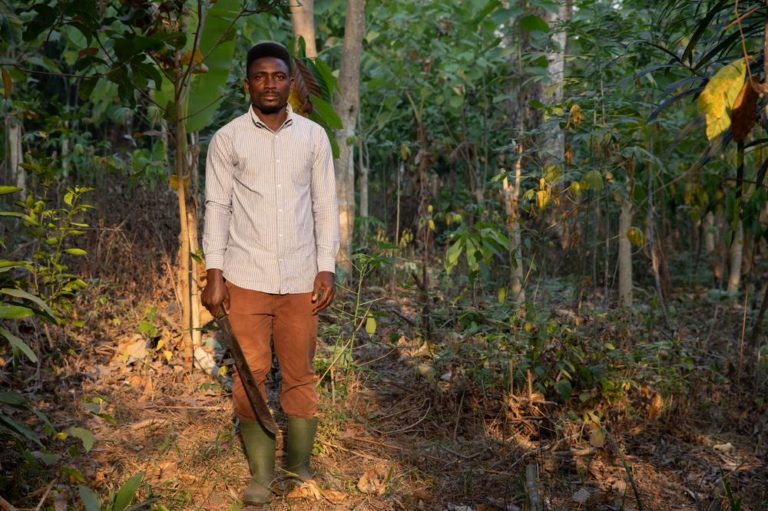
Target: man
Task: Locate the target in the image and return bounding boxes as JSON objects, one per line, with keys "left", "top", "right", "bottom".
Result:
{"left": 201, "top": 41, "right": 339, "bottom": 505}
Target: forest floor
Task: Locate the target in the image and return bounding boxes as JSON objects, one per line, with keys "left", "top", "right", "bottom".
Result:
{"left": 7, "top": 278, "right": 767, "bottom": 511}
{"left": 2, "top": 189, "right": 767, "bottom": 510}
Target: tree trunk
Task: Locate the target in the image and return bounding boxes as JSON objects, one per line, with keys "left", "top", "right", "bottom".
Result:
{"left": 503, "top": 156, "right": 525, "bottom": 302}
{"left": 290, "top": 0, "right": 317, "bottom": 58}
{"left": 704, "top": 211, "right": 716, "bottom": 253}
{"left": 543, "top": 1, "right": 571, "bottom": 249}
{"left": 727, "top": 220, "right": 744, "bottom": 294}
{"left": 175, "top": 77, "right": 194, "bottom": 371}
{"left": 333, "top": 0, "right": 365, "bottom": 277}
{"left": 618, "top": 198, "right": 633, "bottom": 307}
{"left": 5, "top": 115, "right": 25, "bottom": 198}
{"left": 358, "top": 138, "right": 368, "bottom": 219}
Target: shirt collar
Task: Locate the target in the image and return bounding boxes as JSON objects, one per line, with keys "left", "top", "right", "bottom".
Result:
{"left": 249, "top": 104, "right": 295, "bottom": 131}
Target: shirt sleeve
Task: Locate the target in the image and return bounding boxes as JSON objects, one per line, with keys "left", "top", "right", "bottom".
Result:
{"left": 203, "top": 130, "right": 235, "bottom": 271}
{"left": 311, "top": 127, "right": 340, "bottom": 274}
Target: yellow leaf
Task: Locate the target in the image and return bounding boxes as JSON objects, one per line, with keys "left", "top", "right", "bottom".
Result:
{"left": 497, "top": 287, "right": 507, "bottom": 304}
{"left": 428, "top": 219, "right": 436, "bottom": 231}
{"left": 365, "top": 315, "right": 377, "bottom": 336}
{"left": 163, "top": 350, "right": 173, "bottom": 362}
{"left": 568, "top": 103, "right": 584, "bottom": 127}
{"left": 54, "top": 431, "right": 68, "bottom": 441}
{"left": 218, "top": 366, "right": 228, "bottom": 377}
{"left": 180, "top": 49, "right": 203, "bottom": 65}
{"left": 697, "top": 58, "right": 747, "bottom": 141}
{"left": 536, "top": 190, "right": 549, "bottom": 210}
{"left": 626, "top": 227, "right": 644, "bottom": 248}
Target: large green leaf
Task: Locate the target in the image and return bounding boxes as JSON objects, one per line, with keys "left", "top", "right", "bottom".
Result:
{"left": 697, "top": 58, "right": 746, "bottom": 141}
{"left": 78, "top": 486, "right": 101, "bottom": 511}
{"left": 0, "top": 328, "right": 38, "bottom": 362}
{"left": 186, "top": 0, "right": 240, "bottom": 133}
{"left": 308, "top": 95, "right": 343, "bottom": 130}
{"left": 0, "top": 413, "right": 42, "bottom": 446}
{"left": 0, "top": 288, "right": 55, "bottom": 316}
{"left": 0, "top": 305, "right": 34, "bottom": 320}
{"left": 112, "top": 472, "right": 144, "bottom": 511}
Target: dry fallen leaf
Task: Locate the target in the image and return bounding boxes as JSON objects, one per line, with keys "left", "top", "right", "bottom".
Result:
{"left": 286, "top": 480, "right": 323, "bottom": 501}
{"left": 357, "top": 464, "right": 389, "bottom": 495}
{"left": 323, "top": 489, "right": 346, "bottom": 504}
{"left": 713, "top": 442, "right": 734, "bottom": 453}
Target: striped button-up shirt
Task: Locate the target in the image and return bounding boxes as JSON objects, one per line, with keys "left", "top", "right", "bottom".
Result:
{"left": 203, "top": 105, "right": 340, "bottom": 294}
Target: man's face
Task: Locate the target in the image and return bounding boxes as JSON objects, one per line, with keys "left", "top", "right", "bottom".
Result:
{"left": 244, "top": 57, "right": 292, "bottom": 115}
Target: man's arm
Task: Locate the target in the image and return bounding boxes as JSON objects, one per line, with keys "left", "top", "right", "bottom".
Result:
{"left": 310, "top": 127, "right": 340, "bottom": 312}
{"left": 201, "top": 131, "right": 235, "bottom": 315}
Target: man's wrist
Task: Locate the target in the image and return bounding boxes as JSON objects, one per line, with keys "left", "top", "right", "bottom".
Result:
{"left": 206, "top": 268, "right": 224, "bottom": 282}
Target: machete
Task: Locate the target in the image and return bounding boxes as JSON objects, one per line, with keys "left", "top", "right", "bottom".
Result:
{"left": 214, "top": 313, "right": 278, "bottom": 435}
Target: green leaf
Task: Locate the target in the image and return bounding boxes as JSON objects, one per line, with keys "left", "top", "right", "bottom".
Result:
{"left": 0, "top": 288, "right": 55, "bottom": 316}
{"left": 113, "top": 473, "right": 144, "bottom": 511}
{"left": 697, "top": 58, "right": 746, "bottom": 141}
{"left": 187, "top": 0, "right": 240, "bottom": 133}
{"left": 445, "top": 238, "right": 463, "bottom": 274}
{"left": 0, "top": 305, "right": 34, "bottom": 320}
{"left": 309, "top": 95, "right": 343, "bottom": 130}
{"left": 582, "top": 170, "right": 603, "bottom": 192}
{"left": 79, "top": 486, "right": 101, "bottom": 511}
{"left": 0, "top": 413, "right": 42, "bottom": 446}
{"left": 65, "top": 248, "right": 88, "bottom": 256}
{"left": 67, "top": 426, "right": 95, "bottom": 452}
{"left": 0, "top": 328, "right": 38, "bottom": 362}
{"left": 519, "top": 15, "right": 549, "bottom": 33}
{"left": 554, "top": 379, "right": 572, "bottom": 401}
{"left": 0, "top": 391, "right": 26, "bottom": 406}
{"left": 0, "top": 186, "right": 22, "bottom": 195}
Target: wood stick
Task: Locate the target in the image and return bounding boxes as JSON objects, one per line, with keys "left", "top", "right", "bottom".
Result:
{"left": 0, "top": 495, "right": 19, "bottom": 511}
{"left": 525, "top": 463, "right": 541, "bottom": 511}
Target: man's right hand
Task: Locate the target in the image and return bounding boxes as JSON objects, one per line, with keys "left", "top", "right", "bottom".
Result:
{"left": 201, "top": 269, "right": 229, "bottom": 316}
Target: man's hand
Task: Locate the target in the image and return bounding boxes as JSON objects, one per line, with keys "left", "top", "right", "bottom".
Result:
{"left": 201, "top": 269, "right": 229, "bottom": 316}
{"left": 311, "top": 271, "right": 335, "bottom": 313}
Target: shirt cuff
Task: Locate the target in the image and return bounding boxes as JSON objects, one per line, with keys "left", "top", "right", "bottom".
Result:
{"left": 317, "top": 255, "right": 336, "bottom": 274}
{"left": 205, "top": 254, "right": 225, "bottom": 271}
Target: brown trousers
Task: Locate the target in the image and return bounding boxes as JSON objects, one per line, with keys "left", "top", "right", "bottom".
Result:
{"left": 226, "top": 282, "right": 318, "bottom": 420}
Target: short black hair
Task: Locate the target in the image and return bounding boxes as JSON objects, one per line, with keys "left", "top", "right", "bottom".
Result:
{"left": 246, "top": 41, "right": 292, "bottom": 76}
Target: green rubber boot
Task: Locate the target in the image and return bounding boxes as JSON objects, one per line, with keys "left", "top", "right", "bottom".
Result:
{"left": 285, "top": 417, "right": 318, "bottom": 481}
{"left": 240, "top": 419, "right": 275, "bottom": 505}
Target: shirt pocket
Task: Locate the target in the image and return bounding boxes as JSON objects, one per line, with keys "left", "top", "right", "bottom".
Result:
{"left": 288, "top": 157, "right": 312, "bottom": 187}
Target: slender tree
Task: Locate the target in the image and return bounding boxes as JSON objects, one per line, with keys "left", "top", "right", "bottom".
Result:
{"left": 333, "top": 0, "right": 365, "bottom": 276}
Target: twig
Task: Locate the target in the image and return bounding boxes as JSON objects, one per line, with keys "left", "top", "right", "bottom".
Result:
{"left": 387, "top": 307, "right": 416, "bottom": 326}
{"left": 439, "top": 445, "right": 483, "bottom": 460}
{"left": 738, "top": 287, "right": 749, "bottom": 380}
{"left": 452, "top": 391, "right": 464, "bottom": 442}
{"left": 373, "top": 402, "right": 431, "bottom": 435}
{"left": 0, "top": 495, "right": 19, "bottom": 511}
{"left": 34, "top": 480, "right": 56, "bottom": 511}
{"left": 603, "top": 427, "right": 644, "bottom": 511}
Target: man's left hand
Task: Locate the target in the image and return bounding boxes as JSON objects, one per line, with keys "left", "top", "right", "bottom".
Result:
{"left": 311, "top": 271, "right": 335, "bottom": 313}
